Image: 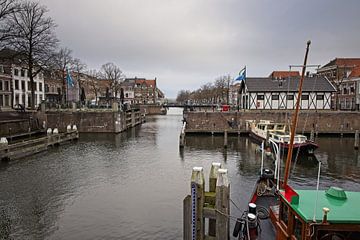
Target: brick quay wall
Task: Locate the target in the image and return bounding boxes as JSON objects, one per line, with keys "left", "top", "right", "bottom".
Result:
{"left": 184, "top": 110, "right": 360, "bottom": 135}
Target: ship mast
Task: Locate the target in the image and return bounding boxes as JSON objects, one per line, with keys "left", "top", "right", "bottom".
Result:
{"left": 283, "top": 40, "right": 311, "bottom": 188}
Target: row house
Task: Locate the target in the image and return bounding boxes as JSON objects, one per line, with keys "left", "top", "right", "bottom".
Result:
{"left": 317, "top": 58, "right": 360, "bottom": 110}
{"left": 337, "top": 66, "right": 360, "bottom": 111}
{"left": 0, "top": 48, "right": 45, "bottom": 109}
{"left": 120, "top": 77, "right": 165, "bottom": 105}
{"left": 239, "top": 75, "right": 336, "bottom": 110}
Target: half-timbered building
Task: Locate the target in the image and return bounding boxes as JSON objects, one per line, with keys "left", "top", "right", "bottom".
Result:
{"left": 239, "top": 76, "right": 336, "bottom": 110}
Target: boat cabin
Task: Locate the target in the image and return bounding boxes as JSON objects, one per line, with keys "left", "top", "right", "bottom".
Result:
{"left": 276, "top": 185, "right": 360, "bottom": 240}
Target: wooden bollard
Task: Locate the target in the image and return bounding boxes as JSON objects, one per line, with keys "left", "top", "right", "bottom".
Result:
{"left": 355, "top": 130, "right": 359, "bottom": 150}
{"left": 216, "top": 169, "right": 230, "bottom": 240}
{"left": 209, "top": 162, "right": 221, "bottom": 237}
{"left": 224, "top": 130, "right": 228, "bottom": 148}
{"left": 191, "top": 167, "right": 205, "bottom": 240}
{"left": 180, "top": 132, "right": 185, "bottom": 148}
{"left": 310, "top": 129, "right": 315, "bottom": 142}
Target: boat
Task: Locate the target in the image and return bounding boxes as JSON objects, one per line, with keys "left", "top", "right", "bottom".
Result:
{"left": 249, "top": 120, "right": 318, "bottom": 154}
{"left": 233, "top": 41, "right": 360, "bottom": 240}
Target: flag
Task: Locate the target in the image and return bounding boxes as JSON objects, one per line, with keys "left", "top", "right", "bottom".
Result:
{"left": 234, "top": 66, "right": 246, "bottom": 82}
{"left": 66, "top": 67, "right": 74, "bottom": 87}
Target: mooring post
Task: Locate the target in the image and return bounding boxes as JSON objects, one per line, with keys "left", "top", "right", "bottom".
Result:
{"left": 180, "top": 122, "right": 186, "bottom": 148}
{"left": 224, "top": 130, "right": 228, "bottom": 148}
{"left": 209, "top": 162, "right": 221, "bottom": 237}
{"left": 266, "top": 130, "right": 270, "bottom": 146}
{"left": 310, "top": 129, "right": 315, "bottom": 142}
{"left": 216, "top": 169, "right": 230, "bottom": 240}
{"left": 191, "top": 167, "right": 205, "bottom": 240}
{"left": 355, "top": 130, "right": 359, "bottom": 150}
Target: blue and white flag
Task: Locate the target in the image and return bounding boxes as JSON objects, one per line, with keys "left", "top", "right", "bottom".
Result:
{"left": 66, "top": 67, "right": 74, "bottom": 87}
{"left": 234, "top": 66, "right": 246, "bottom": 83}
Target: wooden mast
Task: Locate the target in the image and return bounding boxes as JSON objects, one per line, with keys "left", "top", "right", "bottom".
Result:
{"left": 283, "top": 40, "right": 311, "bottom": 188}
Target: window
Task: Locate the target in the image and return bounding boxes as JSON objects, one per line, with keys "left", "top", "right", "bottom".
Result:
{"left": 45, "top": 84, "right": 49, "bottom": 92}
{"left": 39, "top": 82, "right": 42, "bottom": 91}
{"left": 15, "top": 80, "right": 19, "bottom": 90}
{"left": 4, "top": 81, "right": 9, "bottom": 91}
{"left": 0, "top": 65, "right": 4, "bottom": 73}
{"left": 125, "top": 93, "right": 128, "bottom": 98}
{"left": 22, "top": 94, "right": 25, "bottom": 104}
{"left": 257, "top": 95, "right": 264, "bottom": 100}
{"left": 4, "top": 95, "right": 10, "bottom": 106}
{"left": 21, "top": 81, "right": 25, "bottom": 91}
{"left": 21, "top": 69, "right": 25, "bottom": 77}
{"left": 272, "top": 95, "right": 279, "bottom": 100}
{"left": 14, "top": 68, "right": 19, "bottom": 76}
{"left": 287, "top": 94, "right": 294, "bottom": 100}
{"left": 15, "top": 94, "right": 19, "bottom": 104}
{"left": 293, "top": 216, "right": 303, "bottom": 239}
{"left": 301, "top": 95, "right": 309, "bottom": 100}
{"left": 280, "top": 202, "right": 289, "bottom": 226}
{"left": 0, "top": 81, "right": 2, "bottom": 90}
{"left": 316, "top": 95, "right": 324, "bottom": 100}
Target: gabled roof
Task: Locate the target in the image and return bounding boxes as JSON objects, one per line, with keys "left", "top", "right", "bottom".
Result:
{"left": 244, "top": 76, "right": 336, "bottom": 92}
{"left": 269, "top": 71, "right": 300, "bottom": 79}
{"left": 349, "top": 66, "right": 360, "bottom": 78}
{"left": 321, "top": 58, "right": 360, "bottom": 69}
{"left": 135, "top": 79, "right": 156, "bottom": 88}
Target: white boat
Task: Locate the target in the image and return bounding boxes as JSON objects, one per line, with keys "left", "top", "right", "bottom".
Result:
{"left": 249, "top": 120, "right": 318, "bottom": 154}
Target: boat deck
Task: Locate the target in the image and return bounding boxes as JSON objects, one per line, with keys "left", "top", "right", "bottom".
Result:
{"left": 254, "top": 195, "right": 278, "bottom": 240}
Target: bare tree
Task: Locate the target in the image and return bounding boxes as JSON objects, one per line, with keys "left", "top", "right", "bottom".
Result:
{"left": 53, "top": 47, "right": 73, "bottom": 103}
{"left": 100, "top": 62, "right": 125, "bottom": 97}
{"left": 72, "top": 58, "right": 87, "bottom": 104}
{"left": 0, "top": 0, "right": 19, "bottom": 45}
{"left": 5, "top": 1, "right": 58, "bottom": 109}
{"left": 87, "top": 69, "right": 100, "bottom": 103}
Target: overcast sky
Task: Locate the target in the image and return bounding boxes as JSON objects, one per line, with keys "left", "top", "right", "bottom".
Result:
{"left": 39, "top": 0, "right": 360, "bottom": 98}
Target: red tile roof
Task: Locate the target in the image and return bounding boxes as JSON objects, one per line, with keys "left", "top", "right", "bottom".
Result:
{"left": 135, "top": 79, "right": 156, "bottom": 88}
{"left": 269, "top": 71, "right": 300, "bottom": 78}
{"left": 349, "top": 66, "right": 360, "bottom": 78}
{"left": 322, "top": 58, "right": 360, "bottom": 68}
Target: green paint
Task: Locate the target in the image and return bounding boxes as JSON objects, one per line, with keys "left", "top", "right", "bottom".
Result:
{"left": 281, "top": 189, "right": 360, "bottom": 224}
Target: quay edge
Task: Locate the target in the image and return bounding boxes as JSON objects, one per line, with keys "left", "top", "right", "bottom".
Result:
{"left": 183, "top": 110, "right": 360, "bottom": 136}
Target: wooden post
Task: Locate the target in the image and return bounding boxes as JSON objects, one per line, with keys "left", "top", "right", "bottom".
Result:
{"left": 209, "top": 162, "right": 221, "bottom": 237}
{"left": 216, "top": 169, "right": 230, "bottom": 240}
{"left": 224, "top": 130, "right": 228, "bottom": 148}
{"left": 183, "top": 195, "right": 191, "bottom": 240}
{"left": 355, "top": 130, "right": 359, "bottom": 150}
{"left": 266, "top": 130, "right": 270, "bottom": 145}
{"left": 191, "top": 167, "right": 205, "bottom": 240}
{"left": 180, "top": 122, "right": 186, "bottom": 148}
{"left": 310, "top": 129, "right": 315, "bottom": 142}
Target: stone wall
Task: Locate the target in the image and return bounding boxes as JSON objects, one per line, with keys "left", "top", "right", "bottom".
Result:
{"left": 44, "top": 109, "right": 143, "bottom": 133}
{"left": 140, "top": 104, "right": 166, "bottom": 115}
{"left": 184, "top": 110, "right": 360, "bottom": 134}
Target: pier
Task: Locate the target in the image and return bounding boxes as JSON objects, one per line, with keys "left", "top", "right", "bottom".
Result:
{"left": 0, "top": 128, "right": 79, "bottom": 161}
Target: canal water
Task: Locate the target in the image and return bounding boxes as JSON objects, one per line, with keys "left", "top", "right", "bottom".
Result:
{"left": 1, "top": 108, "right": 360, "bottom": 240}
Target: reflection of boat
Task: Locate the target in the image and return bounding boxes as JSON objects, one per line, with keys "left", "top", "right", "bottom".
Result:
{"left": 249, "top": 120, "right": 318, "bottom": 154}
{"left": 233, "top": 41, "right": 360, "bottom": 240}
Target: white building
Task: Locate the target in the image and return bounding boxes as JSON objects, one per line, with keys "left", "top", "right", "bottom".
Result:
{"left": 239, "top": 76, "right": 336, "bottom": 110}
{"left": 12, "top": 65, "right": 45, "bottom": 108}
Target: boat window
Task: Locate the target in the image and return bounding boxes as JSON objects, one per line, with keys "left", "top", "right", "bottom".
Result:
{"left": 280, "top": 202, "right": 289, "bottom": 226}
{"left": 267, "top": 125, "right": 274, "bottom": 130}
{"left": 293, "top": 215, "right": 302, "bottom": 239}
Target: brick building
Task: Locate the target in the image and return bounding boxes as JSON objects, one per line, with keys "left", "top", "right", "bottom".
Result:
{"left": 317, "top": 58, "right": 360, "bottom": 109}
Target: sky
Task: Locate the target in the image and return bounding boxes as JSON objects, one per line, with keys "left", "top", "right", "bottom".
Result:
{"left": 39, "top": 0, "right": 360, "bottom": 98}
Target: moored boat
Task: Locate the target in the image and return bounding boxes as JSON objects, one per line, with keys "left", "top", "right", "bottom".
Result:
{"left": 249, "top": 120, "right": 318, "bottom": 154}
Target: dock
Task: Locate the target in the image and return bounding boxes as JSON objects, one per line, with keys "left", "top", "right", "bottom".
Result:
{"left": 0, "top": 129, "right": 79, "bottom": 161}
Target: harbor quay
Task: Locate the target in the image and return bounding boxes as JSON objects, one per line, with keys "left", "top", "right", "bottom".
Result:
{"left": 183, "top": 110, "right": 360, "bottom": 136}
